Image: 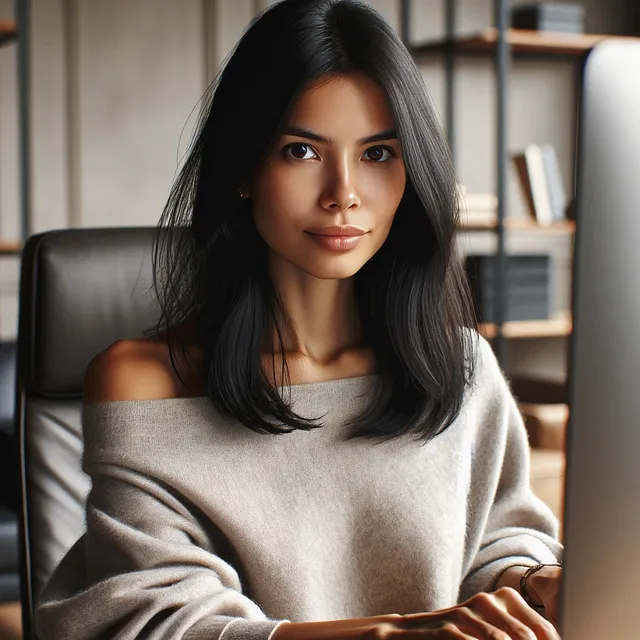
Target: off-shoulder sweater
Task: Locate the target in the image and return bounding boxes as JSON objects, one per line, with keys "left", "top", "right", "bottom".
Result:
{"left": 35, "top": 336, "right": 563, "bottom": 640}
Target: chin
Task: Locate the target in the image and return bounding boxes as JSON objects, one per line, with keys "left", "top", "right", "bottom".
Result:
{"left": 297, "top": 259, "right": 366, "bottom": 280}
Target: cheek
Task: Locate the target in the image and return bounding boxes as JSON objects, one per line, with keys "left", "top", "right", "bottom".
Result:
{"left": 256, "top": 166, "right": 296, "bottom": 204}
{"left": 365, "top": 169, "right": 406, "bottom": 226}
{"left": 252, "top": 171, "right": 306, "bottom": 245}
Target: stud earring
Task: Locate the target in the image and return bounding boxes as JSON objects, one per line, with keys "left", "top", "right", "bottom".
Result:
{"left": 238, "top": 186, "right": 250, "bottom": 199}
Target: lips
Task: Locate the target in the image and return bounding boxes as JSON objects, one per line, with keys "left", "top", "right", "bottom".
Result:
{"left": 305, "top": 225, "right": 368, "bottom": 237}
{"left": 304, "top": 226, "right": 369, "bottom": 252}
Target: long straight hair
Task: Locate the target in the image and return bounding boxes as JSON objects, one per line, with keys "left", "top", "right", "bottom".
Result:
{"left": 152, "top": 0, "right": 478, "bottom": 444}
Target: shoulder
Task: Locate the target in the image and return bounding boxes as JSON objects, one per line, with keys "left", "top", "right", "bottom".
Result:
{"left": 473, "top": 333, "right": 500, "bottom": 375}
{"left": 464, "top": 330, "right": 505, "bottom": 398}
{"left": 83, "top": 336, "right": 204, "bottom": 404}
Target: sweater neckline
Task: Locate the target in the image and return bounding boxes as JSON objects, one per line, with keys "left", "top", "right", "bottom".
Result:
{"left": 83, "top": 372, "right": 379, "bottom": 410}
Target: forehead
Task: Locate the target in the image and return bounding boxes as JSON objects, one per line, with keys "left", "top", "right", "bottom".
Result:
{"left": 286, "top": 73, "right": 395, "bottom": 137}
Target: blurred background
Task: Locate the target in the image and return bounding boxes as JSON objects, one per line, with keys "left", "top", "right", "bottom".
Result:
{"left": 0, "top": 0, "right": 638, "bottom": 637}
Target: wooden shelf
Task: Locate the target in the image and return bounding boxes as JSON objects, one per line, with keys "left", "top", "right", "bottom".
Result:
{"left": 412, "top": 28, "right": 640, "bottom": 57}
{"left": 0, "top": 240, "right": 22, "bottom": 256}
{"left": 510, "top": 375, "right": 568, "bottom": 404}
{"left": 0, "top": 20, "right": 17, "bottom": 46}
{"left": 530, "top": 448, "right": 565, "bottom": 537}
{"left": 520, "top": 402, "right": 568, "bottom": 451}
{"left": 480, "top": 310, "right": 572, "bottom": 340}
{"left": 458, "top": 218, "right": 575, "bottom": 233}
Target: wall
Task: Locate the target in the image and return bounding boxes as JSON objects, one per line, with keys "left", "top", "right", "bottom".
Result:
{"left": 0, "top": 0, "right": 630, "bottom": 381}
{"left": 0, "top": 0, "right": 207, "bottom": 336}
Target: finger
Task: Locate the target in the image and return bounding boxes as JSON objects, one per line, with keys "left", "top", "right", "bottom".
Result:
{"left": 478, "top": 607, "right": 542, "bottom": 640}
{"left": 542, "top": 604, "right": 560, "bottom": 633}
{"left": 452, "top": 613, "right": 515, "bottom": 640}
{"left": 371, "top": 624, "right": 477, "bottom": 640}
{"left": 391, "top": 615, "right": 489, "bottom": 639}
{"left": 491, "top": 588, "right": 561, "bottom": 639}
{"left": 433, "top": 623, "right": 480, "bottom": 639}
{"left": 540, "top": 590, "right": 561, "bottom": 630}
{"left": 458, "top": 598, "right": 535, "bottom": 639}
{"left": 373, "top": 617, "right": 478, "bottom": 639}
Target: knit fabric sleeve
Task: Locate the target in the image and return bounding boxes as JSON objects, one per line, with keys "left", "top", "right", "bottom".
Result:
{"left": 458, "top": 337, "right": 564, "bottom": 603}
{"left": 34, "top": 405, "right": 289, "bottom": 640}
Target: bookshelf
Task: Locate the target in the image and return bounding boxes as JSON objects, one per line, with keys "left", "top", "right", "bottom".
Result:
{"left": 0, "top": 20, "right": 17, "bottom": 46}
{"left": 401, "top": 1, "right": 640, "bottom": 358}
{"left": 2, "top": 8, "right": 29, "bottom": 227}
{"left": 411, "top": 28, "right": 639, "bottom": 57}
{"left": 0, "top": 241, "right": 22, "bottom": 256}
{"left": 0, "top": 24, "right": 23, "bottom": 257}
{"left": 458, "top": 219, "right": 575, "bottom": 234}
{"left": 0, "top": 4, "right": 29, "bottom": 343}
{"left": 479, "top": 310, "right": 572, "bottom": 340}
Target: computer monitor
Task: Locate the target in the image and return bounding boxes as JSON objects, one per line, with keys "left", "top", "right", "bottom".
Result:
{"left": 561, "top": 40, "right": 640, "bottom": 638}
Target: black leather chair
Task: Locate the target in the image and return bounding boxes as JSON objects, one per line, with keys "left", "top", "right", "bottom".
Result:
{"left": 0, "top": 340, "right": 20, "bottom": 602}
{"left": 16, "top": 228, "right": 160, "bottom": 639}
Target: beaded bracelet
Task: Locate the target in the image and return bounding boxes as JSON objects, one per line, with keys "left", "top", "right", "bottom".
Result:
{"left": 519, "top": 563, "right": 563, "bottom": 607}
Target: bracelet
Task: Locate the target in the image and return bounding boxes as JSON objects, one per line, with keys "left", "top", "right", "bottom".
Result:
{"left": 519, "top": 563, "right": 563, "bottom": 607}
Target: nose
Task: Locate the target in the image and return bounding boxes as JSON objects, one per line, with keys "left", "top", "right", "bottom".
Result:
{"left": 319, "top": 160, "right": 362, "bottom": 213}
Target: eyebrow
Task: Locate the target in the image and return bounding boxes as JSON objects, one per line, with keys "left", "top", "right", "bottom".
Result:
{"left": 280, "top": 125, "right": 398, "bottom": 146}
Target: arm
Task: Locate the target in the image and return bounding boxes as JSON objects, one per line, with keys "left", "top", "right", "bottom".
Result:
{"left": 36, "top": 462, "right": 289, "bottom": 640}
{"left": 36, "top": 418, "right": 393, "bottom": 640}
{"left": 458, "top": 337, "right": 564, "bottom": 603}
{"left": 35, "top": 341, "right": 288, "bottom": 640}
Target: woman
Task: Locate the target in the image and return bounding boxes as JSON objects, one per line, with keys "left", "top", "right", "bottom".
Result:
{"left": 35, "top": 1, "right": 564, "bottom": 638}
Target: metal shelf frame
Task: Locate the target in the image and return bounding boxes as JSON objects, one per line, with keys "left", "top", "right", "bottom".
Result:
{"left": 400, "top": 0, "right": 511, "bottom": 364}
{"left": 16, "top": 0, "right": 31, "bottom": 243}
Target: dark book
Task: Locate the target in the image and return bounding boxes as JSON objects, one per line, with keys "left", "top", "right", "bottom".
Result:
{"left": 511, "top": 3, "right": 585, "bottom": 33}
{"left": 465, "top": 254, "right": 553, "bottom": 323}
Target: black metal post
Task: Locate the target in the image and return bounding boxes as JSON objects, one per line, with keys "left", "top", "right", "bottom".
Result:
{"left": 14, "top": 6, "right": 33, "bottom": 639}
{"left": 445, "top": 0, "right": 456, "bottom": 156}
{"left": 494, "top": 0, "right": 510, "bottom": 364}
{"left": 399, "top": 0, "right": 410, "bottom": 45}
{"left": 15, "top": 0, "right": 31, "bottom": 242}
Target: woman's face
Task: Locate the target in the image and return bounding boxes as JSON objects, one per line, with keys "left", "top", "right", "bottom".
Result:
{"left": 251, "top": 72, "right": 407, "bottom": 281}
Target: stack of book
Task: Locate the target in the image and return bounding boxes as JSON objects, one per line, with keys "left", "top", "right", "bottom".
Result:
{"left": 465, "top": 253, "right": 553, "bottom": 323}
{"left": 512, "top": 143, "right": 567, "bottom": 226}
{"left": 511, "top": 3, "right": 585, "bottom": 34}
{"left": 457, "top": 186, "right": 498, "bottom": 227}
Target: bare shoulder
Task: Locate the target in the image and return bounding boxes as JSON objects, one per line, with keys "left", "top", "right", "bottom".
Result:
{"left": 83, "top": 337, "right": 203, "bottom": 404}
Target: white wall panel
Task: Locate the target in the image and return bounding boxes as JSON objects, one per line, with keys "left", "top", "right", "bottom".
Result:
{"left": 74, "top": 0, "right": 205, "bottom": 228}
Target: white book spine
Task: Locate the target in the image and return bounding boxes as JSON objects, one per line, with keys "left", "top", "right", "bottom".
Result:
{"left": 525, "top": 144, "right": 554, "bottom": 226}
{"left": 540, "top": 144, "right": 567, "bottom": 221}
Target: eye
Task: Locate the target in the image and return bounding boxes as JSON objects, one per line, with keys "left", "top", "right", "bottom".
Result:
{"left": 283, "top": 143, "right": 318, "bottom": 160}
{"left": 363, "top": 146, "right": 396, "bottom": 163}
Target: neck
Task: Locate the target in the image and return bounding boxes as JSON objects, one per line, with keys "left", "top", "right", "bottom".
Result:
{"left": 266, "top": 255, "right": 364, "bottom": 366}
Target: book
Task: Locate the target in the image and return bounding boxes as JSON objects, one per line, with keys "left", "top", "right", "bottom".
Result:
{"left": 459, "top": 210, "right": 498, "bottom": 227}
{"left": 540, "top": 144, "right": 567, "bottom": 221}
{"left": 457, "top": 188, "right": 498, "bottom": 228}
{"left": 512, "top": 144, "right": 554, "bottom": 226}
{"left": 465, "top": 193, "right": 498, "bottom": 211}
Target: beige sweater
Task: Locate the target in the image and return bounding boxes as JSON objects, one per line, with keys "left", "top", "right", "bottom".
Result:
{"left": 35, "top": 336, "right": 563, "bottom": 640}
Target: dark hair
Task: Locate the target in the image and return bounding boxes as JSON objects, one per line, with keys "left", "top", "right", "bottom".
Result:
{"left": 151, "top": 0, "right": 478, "bottom": 444}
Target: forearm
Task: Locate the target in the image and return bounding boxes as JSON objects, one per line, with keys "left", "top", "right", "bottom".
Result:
{"left": 271, "top": 614, "right": 395, "bottom": 640}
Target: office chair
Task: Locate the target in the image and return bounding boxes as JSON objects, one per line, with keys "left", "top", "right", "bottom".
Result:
{"left": 15, "top": 228, "right": 161, "bottom": 639}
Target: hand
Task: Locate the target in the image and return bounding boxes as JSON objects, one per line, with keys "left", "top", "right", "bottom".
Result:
{"left": 524, "top": 565, "right": 563, "bottom": 631}
{"left": 364, "top": 587, "right": 561, "bottom": 639}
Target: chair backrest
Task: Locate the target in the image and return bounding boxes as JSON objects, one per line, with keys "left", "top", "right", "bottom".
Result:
{"left": 16, "top": 228, "right": 161, "bottom": 638}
